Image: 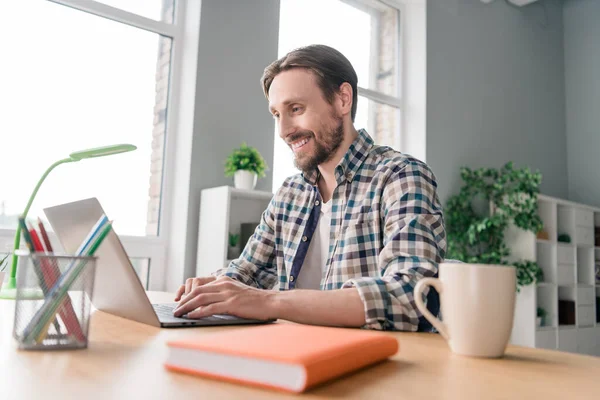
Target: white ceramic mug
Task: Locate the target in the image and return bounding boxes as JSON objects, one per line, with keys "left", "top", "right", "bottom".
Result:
{"left": 414, "top": 263, "right": 517, "bottom": 358}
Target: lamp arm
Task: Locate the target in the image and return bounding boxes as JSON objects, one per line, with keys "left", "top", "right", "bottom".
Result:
{"left": 7, "top": 157, "right": 75, "bottom": 288}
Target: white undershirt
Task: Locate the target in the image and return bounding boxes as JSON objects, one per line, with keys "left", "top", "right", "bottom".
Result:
{"left": 295, "top": 199, "right": 332, "bottom": 290}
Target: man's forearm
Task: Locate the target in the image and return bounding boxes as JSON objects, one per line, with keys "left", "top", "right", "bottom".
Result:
{"left": 269, "top": 288, "right": 366, "bottom": 327}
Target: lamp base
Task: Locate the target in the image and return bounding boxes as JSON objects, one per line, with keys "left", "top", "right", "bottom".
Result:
{"left": 0, "top": 279, "right": 44, "bottom": 300}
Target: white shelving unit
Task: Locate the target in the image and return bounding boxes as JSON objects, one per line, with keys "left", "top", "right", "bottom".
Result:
{"left": 509, "top": 194, "right": 600, "bottom": 357}
{"left": 196, "top": 185, "right": 273, "bottom": 277}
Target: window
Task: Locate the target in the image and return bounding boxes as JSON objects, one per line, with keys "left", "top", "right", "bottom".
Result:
{"left": 273, "top": 0, "right": 402, "bottom": 190}
{"left": 0, "top": 0, "right": 186, "bottom": 289}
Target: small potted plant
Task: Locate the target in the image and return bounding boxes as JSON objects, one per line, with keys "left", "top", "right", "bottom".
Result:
{"left": 224, "top": 143, "right": 268, "bottom": 190}
{"left": 228, "top": 233, "right": 240, "bottom": 260}
{"left": 537, "top": 307, "right": 547, "bottom": 327}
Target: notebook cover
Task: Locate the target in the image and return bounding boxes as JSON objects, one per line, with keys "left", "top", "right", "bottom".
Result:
{"left": 165, "top": 323, "right": 399, "bottom": 392}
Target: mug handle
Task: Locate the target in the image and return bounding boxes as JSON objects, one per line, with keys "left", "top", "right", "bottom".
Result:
{"left": 414, "top": 278, "right": 449, "bottom": 340}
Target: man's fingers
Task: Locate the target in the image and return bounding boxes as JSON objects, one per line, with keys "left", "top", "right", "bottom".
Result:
{"left": 176, "top": 276, "right": 221, "bottom": 303}
{"left": 190, "top": 276, "right": 215, "bottom": 293}
{"left": 180, "top": 278, "right": 219, "bottom": 305}
{"left": 177, "top": 281, "right": 228, "bottom": 307}
{"left": 185, "top": 278, "right": 194, "bottom": 297}
{"left": 183, "top": 277, "right": 217, "bottom": 297}
{"left": 174, "top": 285, "right": 186, "bottom": 301}
{"left": 186, "top": 301, "right": 230, "bottom": 319}
{"left": 174, "top": 292, "right": 229, "bottom": 317}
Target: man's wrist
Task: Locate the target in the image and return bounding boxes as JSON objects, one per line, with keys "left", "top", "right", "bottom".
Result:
{"left": 265, "top": 290, "right": 285, "bottom": 320}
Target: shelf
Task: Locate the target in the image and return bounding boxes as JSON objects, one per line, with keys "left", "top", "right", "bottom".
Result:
{"left": 537, "top": 282, "right": 556, "bottom": 287}
{"left": 577, "top": 283, "right": 594, "bottom": 288}
{"left": 510, "top": 195, "right": 600, "bottom": 355}
{"left": 556, "top": 242, "right": 575, "bottom": 247}
{"left": 536, "top": 326, "right": 556, "bottom": 332}
{"left": 230, "top": 187, "right": 274, "bottom": 201}
{"left": 577, "top": 244, "right": 594, "bottom": 248}
{"left": 539, "top": 194, "right": 600, "bottom": 212}
{"left": 558, "top": 325, "right": 577, "bottom": 330}
{"left": 197, "top": 185, "right": 272, "bottom": 277}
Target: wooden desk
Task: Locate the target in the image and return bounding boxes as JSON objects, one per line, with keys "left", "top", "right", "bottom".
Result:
{"left": 1, "top": 292, "right": 599, "bottom": 399}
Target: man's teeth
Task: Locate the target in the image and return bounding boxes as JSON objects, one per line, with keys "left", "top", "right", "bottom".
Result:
{"left": 291, "top": 138, "right": 309, "bottom": 150}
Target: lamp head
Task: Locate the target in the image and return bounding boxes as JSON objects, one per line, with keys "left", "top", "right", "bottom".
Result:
{"left": 69, "top": 144, "right": 137, "bottom": 161}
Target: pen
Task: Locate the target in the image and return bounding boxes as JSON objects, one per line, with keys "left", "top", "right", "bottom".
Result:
{"left": 17, "top": 217, "right": 62, "bottom": 335}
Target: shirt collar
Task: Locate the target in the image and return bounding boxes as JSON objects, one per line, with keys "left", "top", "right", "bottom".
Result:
{"left": 302, "top": 129, "right": 374, "bottom": 186}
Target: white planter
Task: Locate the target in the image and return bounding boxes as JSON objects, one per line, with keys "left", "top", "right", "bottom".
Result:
{"left": 536, "top": 317, "right": 542, "bottom": 327}
{"left": 234, "top": 170, "right": 257, "bottom": 190}
{"left": 227, "top": 245, "right": 241, "bottom": 260}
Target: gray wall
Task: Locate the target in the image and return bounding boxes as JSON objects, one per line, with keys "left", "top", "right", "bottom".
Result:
{"left": 426, "top": 0, "right": 568, "bottom": 203}
{"left": 564, "top": 0, "right": 600, "bottom": 207}
{"left": 183, "top": 0, "right": 280, "bottom": 280}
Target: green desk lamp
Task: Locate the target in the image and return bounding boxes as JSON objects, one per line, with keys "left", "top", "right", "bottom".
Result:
{"left": 0, "top": 144, "right": 137, "bottom": 299}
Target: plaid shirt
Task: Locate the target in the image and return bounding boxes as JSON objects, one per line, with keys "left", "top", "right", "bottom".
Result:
{"left": 215, "top": 129, "right": 446, "bottom": 331}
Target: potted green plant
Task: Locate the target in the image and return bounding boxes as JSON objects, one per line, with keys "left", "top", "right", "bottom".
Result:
{"left": 537, "top": 307, "right": 547, "bottom": 327}
{"left": 224, "top": 143, "right": 268, "bottom": 190}
{"left": 228, "top": 233, "right": 240, "bottom": 260}
{"left": 445, "top": 162, "right": 544, "bottom": 290}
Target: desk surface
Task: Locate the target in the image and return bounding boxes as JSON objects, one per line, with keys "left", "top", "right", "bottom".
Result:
{"left": 1, "top": 291, "right": 599, "bottom": 399}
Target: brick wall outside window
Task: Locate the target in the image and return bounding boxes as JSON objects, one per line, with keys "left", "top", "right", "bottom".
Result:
{"left": 146, "top": 0, "right": 174, "bottom": 235}
{"left": 373, "top": 8, "right": 400, "bottom": 150}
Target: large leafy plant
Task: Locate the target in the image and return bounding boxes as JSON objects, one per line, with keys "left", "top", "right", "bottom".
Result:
{"left": 224, "top": 143, "right": 268, "bottom": 178}
{"left": 445, "top": 162, "right": 544, "bottom": 289}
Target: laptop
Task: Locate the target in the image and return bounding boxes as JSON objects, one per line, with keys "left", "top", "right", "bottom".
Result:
{"left": 43, "top": 197, "right": 274, "bottom": 328}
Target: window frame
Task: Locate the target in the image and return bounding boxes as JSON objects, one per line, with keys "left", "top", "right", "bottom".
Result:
{"left": 272, "top": 0, "right": 406, "bottom": 190}
{"left": 0, "top": 0, "right": 200, "bottom": 291}
{"left": 343, "top": 0, "right": 404, "bottom": 110}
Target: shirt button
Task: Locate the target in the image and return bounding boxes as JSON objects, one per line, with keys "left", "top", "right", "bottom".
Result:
{"left": 346, "top": 172, "right": 352, "bottom": 180}
{"left": 302, "top": 236, "right": 308, "bottom": 242}
{"left": 290, "top": 275, "right": 295, "bottom": 282}
{"left": 315, "top": 200, "right": 320, "bottom": 206}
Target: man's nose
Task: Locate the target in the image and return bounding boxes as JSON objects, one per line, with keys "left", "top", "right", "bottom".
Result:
{"left": 278, "top": 116, "right": 295, "bottom": 141}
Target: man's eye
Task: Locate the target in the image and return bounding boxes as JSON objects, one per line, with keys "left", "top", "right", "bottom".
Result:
{"left": 292, "top": 107, "right": 300, "bottom": 113}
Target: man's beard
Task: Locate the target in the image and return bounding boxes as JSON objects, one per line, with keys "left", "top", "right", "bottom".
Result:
{"left": 291, "top": 118, "right": 344, "bottom": 173}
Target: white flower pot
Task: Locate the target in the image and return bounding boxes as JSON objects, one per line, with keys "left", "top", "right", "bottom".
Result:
{"left": 234, "top": 170, "right": 257, "bottom": 190}
{"left": 536, "top": 316, "right": 542, "bottom": 327}
{"left": 228, "top": 245, "right": 241, "bottom": 260}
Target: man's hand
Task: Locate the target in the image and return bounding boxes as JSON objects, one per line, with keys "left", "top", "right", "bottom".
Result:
{"left": 174, "top": 276, "right": 216, "bottom": 301}
{"left": 173, "top": 276, "right": 276, "bottom": 320}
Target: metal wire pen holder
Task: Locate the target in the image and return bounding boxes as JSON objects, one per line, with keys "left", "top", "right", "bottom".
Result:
{"left": 12, "top": 251, "right": 96, "bottom": 350}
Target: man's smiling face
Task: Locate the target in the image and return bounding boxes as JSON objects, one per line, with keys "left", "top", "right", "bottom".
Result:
{"left": 268, "top": 68, "right": 344, "bottom": 173}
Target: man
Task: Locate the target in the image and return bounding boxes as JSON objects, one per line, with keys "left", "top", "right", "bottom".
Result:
{"left": 173, "top": 44, "right": 446, "bottom": 331}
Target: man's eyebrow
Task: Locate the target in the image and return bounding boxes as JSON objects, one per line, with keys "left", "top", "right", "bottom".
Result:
{"left": 269, "top": 97, "right": 305, "bottom": 112}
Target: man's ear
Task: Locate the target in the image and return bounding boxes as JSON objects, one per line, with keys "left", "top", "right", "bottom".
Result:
{"left": 336, "top": 82, "right": 353, "bottom": 117}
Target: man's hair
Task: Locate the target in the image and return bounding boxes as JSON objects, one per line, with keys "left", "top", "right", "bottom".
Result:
{"left": 260, "top": 44, "right": 358, "bottom": 122}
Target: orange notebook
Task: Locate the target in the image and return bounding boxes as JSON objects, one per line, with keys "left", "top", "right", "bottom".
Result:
{"left": 164, "top": 323, "right": 399, "bottom": 393}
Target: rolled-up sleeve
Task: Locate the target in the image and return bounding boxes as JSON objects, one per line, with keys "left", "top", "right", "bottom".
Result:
{"left": 342, "top": 160, "right": 446, "bottom": 331}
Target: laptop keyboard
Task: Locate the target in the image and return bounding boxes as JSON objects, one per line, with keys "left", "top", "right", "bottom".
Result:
{"left": 152, "top": 303, "right": 240, "bottom": 322}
